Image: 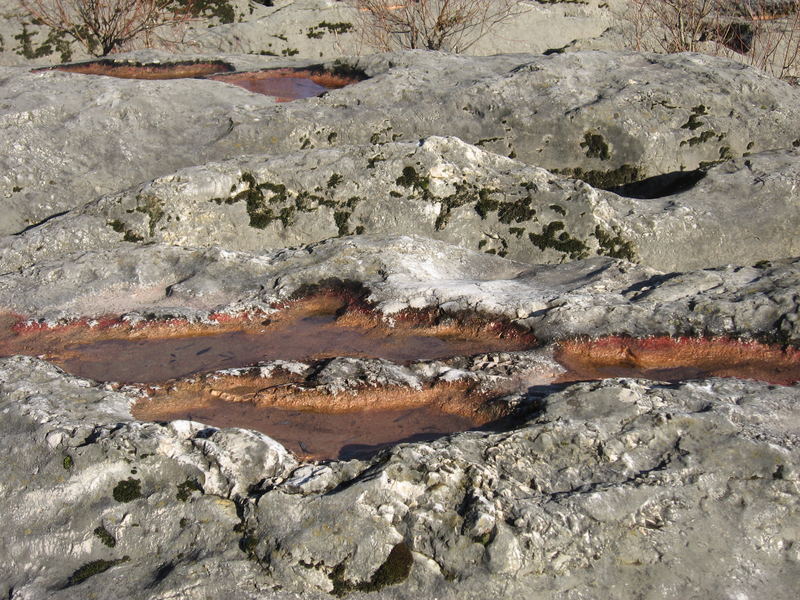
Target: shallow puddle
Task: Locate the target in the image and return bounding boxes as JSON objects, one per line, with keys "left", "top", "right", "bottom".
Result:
{"left": 49, "top": 313, "right": 528, "bottom": 384}
{"left": 140, "top": 395, "right": 479, "bottom": 460}
{"left": 556, "top": 336, "right": 800, "bottom": 386}
{"left": 3, "top": 296, "right": 799, "bottom": 460}
{"left": 208, "top": 68, "right": 364, "bottom": 101}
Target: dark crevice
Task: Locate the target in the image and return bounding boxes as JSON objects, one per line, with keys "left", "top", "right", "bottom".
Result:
{"left": 13, "top": 211, "right": 70, "bottom": 236}
{"left": 608, "top": 169, "right": 706, "bottom": 199}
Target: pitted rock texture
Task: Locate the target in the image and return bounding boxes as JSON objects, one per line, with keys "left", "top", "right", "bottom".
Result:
{"left": 1, "top": 39, "right": 800, "bottom": 600}
{"left": 3, "top": 50, "right": 800, "bottom": 236}
{"left": 1, "top": 356, "right": 797, "bottom": 598}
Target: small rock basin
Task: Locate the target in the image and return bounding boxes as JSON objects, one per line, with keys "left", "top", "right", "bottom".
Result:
{"left": 207, "top": 68, "right": 365, "bottom": 101}
{"left": 1, "top": 294, "right": 798, "bottom": 460}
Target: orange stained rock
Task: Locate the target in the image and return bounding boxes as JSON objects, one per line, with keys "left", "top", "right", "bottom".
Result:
{"left": 555, "top": 335, "right": 800, "bottom": 386}
{"left": 45, "top": 59, "right": 235, "bottom": 80}
{"left": 133, "top": 374, "right": 499, "bottom": 460}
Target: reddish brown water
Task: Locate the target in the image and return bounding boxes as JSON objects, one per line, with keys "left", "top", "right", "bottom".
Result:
{"left": 147, "top": 397, "right": 478, "bottom": 460}
{"left": 208, "top": 68, "right": 363, "bottom": 101}
{"left": 53, "top": 315, "right": 526, "bottom": 384}
{"left": 5, "top": 299, "right": 799, "bottom": 460}
{"left": 556, "top": 336, "right": 800, "bottom": 386}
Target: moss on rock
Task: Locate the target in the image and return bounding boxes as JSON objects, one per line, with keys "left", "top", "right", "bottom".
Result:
{"left": 93, "top": 525, "right": 116, "bottom": 548}
{"left": 529, "top": 221, "right": 589, "bottom": 259}
{"left": 112, "top": 478, "right": 141, "bottom": 503}
{"left": 580, "top": 132, "right": 610, "bottom": 160}
{"left": 331, "top": 543, "right": 413, "bottom": 596}
{"left": 67, "top": 556, "right": 129, "bottom": 587}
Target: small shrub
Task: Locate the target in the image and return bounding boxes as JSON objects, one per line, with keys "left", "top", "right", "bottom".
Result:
{"left": 622, "top": 0, "right": 800, "bottom": 80}
{"left": 349, "top": 0, "right": 520, "bottom": 52}
{"left": 17, "top": 0, "right": 199, "bottom": 56}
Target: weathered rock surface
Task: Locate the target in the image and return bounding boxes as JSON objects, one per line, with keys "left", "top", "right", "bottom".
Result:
{"left": 4, "top": 136, "right": 798, "bottom": 273}
{"left": 1, "top": 235, "right": 799, "bottom": 345}
{"left": 1, "top": 27, "right": 799, "bottom": 600}
{"left": 3, "top": 50, "right": 799, "bottom": 237}
{"left": 1, "top": 355, "right": 797, "bottom": 598}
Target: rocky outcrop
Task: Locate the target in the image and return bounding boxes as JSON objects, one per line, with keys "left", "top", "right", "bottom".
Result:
{"left": 3, "top": 50, "right": 799, "bottom": 237}
{"left": 3, "top": 137, "right": 799, "bottom": 273}
{"left": 1, "top": 354, "right": 797, "bottom": 598}
{"left": 1, "top": 36, "right": 799, "bottom": 600}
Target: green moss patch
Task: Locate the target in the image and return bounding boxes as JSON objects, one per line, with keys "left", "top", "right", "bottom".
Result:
{"left": 681, "top": 105, "right": 708, "bottom": 130}
{"left": 181, "top": 0, "right": 237, "bottom": 24}
{"left": 331, "top": 543, "right": 413, "bottom": 596}
{"left": 112, "top": 478, "right": 141, "bottom": 503}
{"left": 593, "top": 225, "right": 637, "bottom": 261}
{"left": 135, "top": 195, "right": 165, "bottom": 237}
{"left": 529, "top": 222, "right": 589, "bottom": 259}
{"left": 307, "top": 22, "right": 353, "bottom": 39}
{"left": 327, "top": 173, "right": 343, "bottom": 189}
{"left": 14, "top": 23, "right": 73, "bottom": 63}
{"left": 555, "top": 164, "right": 642, "bottom": 190}
{"left": 580, "top": 132, "right": 610, "bottom": 160}
{"left": 680, "top": 130, "right": 716, "bottom": 147}
{"left": 66, "top": 556, "right": 129, "bottom": 587}
{"left": 395, "top": 166, "right": 430, "bottom": 194}
{"left": 497, "top": 197, "right": 535, "bottom": 224}
{"left": 436, "top": 184, "right": 496, "bottom": 230}
{"left": 176, "top": 478, "right": 204, "bottom": 502}
{"left": 93, "top": 525, "right": 116, "bottom": 548}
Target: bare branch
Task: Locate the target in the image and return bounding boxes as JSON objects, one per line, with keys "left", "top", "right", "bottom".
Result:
{"left": 619, "top": 0, "right": 800, "bottom": 80}
{"left": 18, "top": 0, "right": 197, "bottom": 56}
{"left": 349, "top": 0, "right": 521, "bottom": 53}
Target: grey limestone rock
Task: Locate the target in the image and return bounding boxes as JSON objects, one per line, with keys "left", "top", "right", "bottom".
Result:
{"left": 1, "top": 233, "right": 799, "bottom": 345}
{"left": 2, "top": 50, "right": 799, "bottom": 238}
{"left": 1, "top": 27, "right": 799, "bottom": 600}
{"left": 2, "top": 353, "right": 797, "bottom": 598}
{"left": 4, "top": 137, "right": 800, "bottom": 274}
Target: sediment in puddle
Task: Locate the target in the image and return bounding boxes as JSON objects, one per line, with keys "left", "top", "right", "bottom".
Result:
{"left": 133, "top": 372, "right": 500, "bottom": 460}
{"left": 3, "top": 289, "right": 798, "bottom": 460}
{"left": 0, "top": 291, "right": 535, "bottom": 383}
{"left": 555, "top": 336, "right": 800, "bottom": 386}
{"left": 41, "top": 59, "right": 236, "bottom": 79}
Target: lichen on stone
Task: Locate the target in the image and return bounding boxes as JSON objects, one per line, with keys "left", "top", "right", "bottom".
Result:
{"left": 66, "top": 556, "right": 129, "bottom": 587}
{"left": 93, "top": 525, "right": 116, "bottom": 548}
{"left": 112, "top": 478, "right": 142, "bottom": 503}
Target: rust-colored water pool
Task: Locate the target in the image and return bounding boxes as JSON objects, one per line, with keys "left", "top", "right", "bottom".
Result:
{"left": 2, "top": 295, "right": 798, "bottom": 460}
